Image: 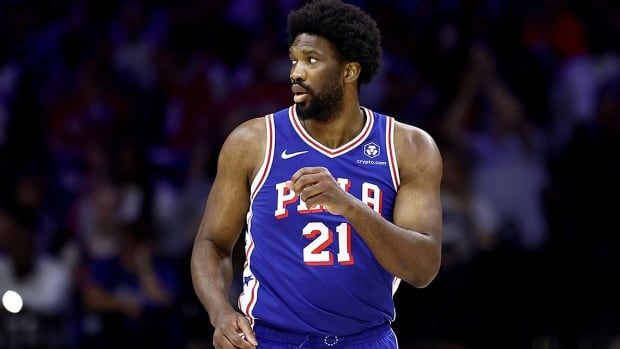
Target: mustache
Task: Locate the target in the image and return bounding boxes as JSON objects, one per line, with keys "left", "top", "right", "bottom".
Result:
{"left": 291, "top": 80, "right": 313, "bottom": 93}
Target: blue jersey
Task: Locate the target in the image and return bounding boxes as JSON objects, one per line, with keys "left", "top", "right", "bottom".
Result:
{"left": 238, "top": 106, "right": 402, "bottom": 336}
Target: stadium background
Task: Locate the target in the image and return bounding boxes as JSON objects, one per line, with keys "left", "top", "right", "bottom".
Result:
{"left": 0, "top": 0, "right": 619, "bottom": 348}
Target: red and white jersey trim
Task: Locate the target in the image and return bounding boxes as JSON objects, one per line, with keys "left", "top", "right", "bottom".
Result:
{"left": 250, "top": 114, "right": 275, "bottom": 201}
{"left": 386, "top": 117, "right": 401, "bottom": 190}
{"left": 289, "top": 106, "right": 375, "bottom": 158}
{"left": 238, "top": 209, "right": 260, "bottom": 325}
{"left": 241, "top": 114, "right": 274, "bottom": 323}
{"left": 391, "top": 276, "right": 401, "bottom": 321}
{"left": 392, "top": 276, "right": 401, "bottom": 296}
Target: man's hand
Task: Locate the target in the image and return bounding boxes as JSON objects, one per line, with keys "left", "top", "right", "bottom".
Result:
{"left": 212, "top": 310, "right": 258, "bottom": 349}
{"left": 290, "top": 167, "right": 354, "bottom": 216}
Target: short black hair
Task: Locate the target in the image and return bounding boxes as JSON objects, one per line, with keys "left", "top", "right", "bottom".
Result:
{"left": 287, "top": 0, "right": 381, "bottom": 85}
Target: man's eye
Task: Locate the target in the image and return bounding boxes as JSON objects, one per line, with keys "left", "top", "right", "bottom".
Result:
{"left": 291, "top": 59, "right": 298, "bottom": 65}
{"left": 309, "top": 58, "right": 317, "bottom": 64}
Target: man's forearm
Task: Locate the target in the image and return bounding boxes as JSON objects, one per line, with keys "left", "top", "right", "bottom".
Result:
{"left": 191, "top": 238, "right": 236, "bottom": 324}
{"left": 342, "top": 198, "right": 440, "bottom": 287}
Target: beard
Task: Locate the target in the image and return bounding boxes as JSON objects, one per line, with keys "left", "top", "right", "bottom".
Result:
{"left": 295, "top": 79, "right": 344, "bottom": 122}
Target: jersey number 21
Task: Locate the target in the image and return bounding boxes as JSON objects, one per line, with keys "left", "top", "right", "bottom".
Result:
{"left": 302, "top": 222, "right": 354, "bottom": 266}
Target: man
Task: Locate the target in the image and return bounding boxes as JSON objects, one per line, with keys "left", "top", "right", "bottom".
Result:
{"left": 191, "top": 1, "right": 442, "bottom": 348}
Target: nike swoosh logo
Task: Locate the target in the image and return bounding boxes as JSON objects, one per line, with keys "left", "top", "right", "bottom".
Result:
{"left": 281, "top": 150, "right": 308, "bottom": 159}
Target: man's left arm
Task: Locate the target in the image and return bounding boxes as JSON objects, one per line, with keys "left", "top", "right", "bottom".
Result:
{"left": 291, "top": 123, "right": 442, "bottom": 287}
{"left": 348, "top": 123, "right": 443, "bottom": 287}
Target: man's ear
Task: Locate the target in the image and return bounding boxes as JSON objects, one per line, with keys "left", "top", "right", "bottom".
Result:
{"left": 343, "top": 62, "right": 361, "bottom": 84}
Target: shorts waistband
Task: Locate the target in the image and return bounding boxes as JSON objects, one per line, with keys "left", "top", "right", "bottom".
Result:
{"left": 253, "top": 322, "right": 392, "bottom": 346}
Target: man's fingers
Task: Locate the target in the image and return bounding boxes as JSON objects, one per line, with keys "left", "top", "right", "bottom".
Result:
{"left": 237, "top": 317, "right": 258, "bottom": 346}
{"left": 299, "top": 182, "right": 326, "bottom": 203}
{"left": 223, "top": 330, "right": 255, "bottom": 349}
{"left": 291, "top": 173, "right": 323, "bottom": 194}
{"left": 291, "top": 167, "right": 327, "bottom": 183}
{"left": 213, "top": 329, "right": 238, "bottom": 349}
{"left": 303, "top": 192, "right": 329, "bottom": 210}
{"left": 212, "top": 312, "right": 257, "bottom": 349}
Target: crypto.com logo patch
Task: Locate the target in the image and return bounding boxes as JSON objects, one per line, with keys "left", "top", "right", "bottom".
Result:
{"left": 363, "top": 142, "right": 380, "bottom": 158}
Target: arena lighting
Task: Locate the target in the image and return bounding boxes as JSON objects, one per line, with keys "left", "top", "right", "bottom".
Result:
{"left": 2, "top": 290, "right": 23, "bottom": 313}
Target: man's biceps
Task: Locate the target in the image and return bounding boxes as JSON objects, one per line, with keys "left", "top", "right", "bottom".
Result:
{"left": 209, "top": 172, "right": 250, "bottom": 202}
{"left": 392, "top": 201, "right": 420, "bottom": 225}
{"left": 204, "top": 228, "right": 243, "bottom": 253}
{"left": 393, "top": 197, "right": 440, "bottom": 226}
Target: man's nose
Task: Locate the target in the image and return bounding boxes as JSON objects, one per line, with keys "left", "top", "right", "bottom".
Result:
{"left": 290, "top": 63, "right": 306, "bottom": 82}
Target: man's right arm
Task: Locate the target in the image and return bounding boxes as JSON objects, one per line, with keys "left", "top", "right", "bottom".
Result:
{"left": 191, "top": 118, "right": 266, "bottom": 348}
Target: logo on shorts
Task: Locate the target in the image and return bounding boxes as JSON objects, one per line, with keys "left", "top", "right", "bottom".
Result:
{"left": 363, "top": 142, "right": 380, "bottom": 158}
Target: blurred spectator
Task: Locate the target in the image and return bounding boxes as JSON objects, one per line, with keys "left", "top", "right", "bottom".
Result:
{"left": 111, "top": 139, "right": 152, "bottom": 225}
{"left": 10, "top": 173, "right": 59, "bottom": 254}
{"left": 0, "top": 212, "right": 70, "bottom": 314}
{"left": 111, "top": 2, "right": 158, "bottom": 90}
{"left": 443, "top": 45, "right": 549, "bottom": 252}
{"left": 153, "top": 141, "right": 212, "bottom": 259}
{"left": 0, "top": 210, "right": 71, "bottom": 348}
{"left": 81, "top": 222, "right": 181, "bottom": 348}
{"left": 545, "top": 9, "right": 620, "bottom": 150}
{"left": 76, "top": 182, "right": 123, "bottom": 259}
{"left": 0, "top": 57, "right": 19, "bottom": 149}
{"left": 441, "top": 144, "right": 498, "bottom": 265}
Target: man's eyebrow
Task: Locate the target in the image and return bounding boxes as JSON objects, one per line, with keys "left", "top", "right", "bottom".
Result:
{"left": 289, "top": 48, "right": 325, "bottom": 56}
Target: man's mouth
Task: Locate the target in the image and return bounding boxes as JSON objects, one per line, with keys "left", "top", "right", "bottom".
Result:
{"left": 292, "top": 84, "right": 310, "bottom": 103}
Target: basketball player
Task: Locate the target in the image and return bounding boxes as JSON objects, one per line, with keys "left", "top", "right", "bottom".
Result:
{"left": 191, "top": 1, "right": 442, "bottom": 348}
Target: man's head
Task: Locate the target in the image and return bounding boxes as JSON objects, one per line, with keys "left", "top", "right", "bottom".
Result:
{"left": 287, "top": 0, "right": 381, "bottom": 121}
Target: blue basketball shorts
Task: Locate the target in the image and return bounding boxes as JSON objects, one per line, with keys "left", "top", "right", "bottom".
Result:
{"left": 252, "top": 322, "right": 398, "bottom": 348}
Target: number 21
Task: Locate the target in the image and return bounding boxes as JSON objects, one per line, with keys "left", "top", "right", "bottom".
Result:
{"left": 302, "top": 222, "right": 354, "bottom": 266}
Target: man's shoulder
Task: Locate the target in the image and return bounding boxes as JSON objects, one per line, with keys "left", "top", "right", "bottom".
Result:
{"left": 219, "top": 112, "right": 277, "bottom": 175}
{"left": 392, "top": 120, "right": 435, "bottom": 148}
{"left": 226, "top": 117, "right": 267, "bottom": 148}
{"left": 392, "top": 120, "right": 442, "bottom": 180}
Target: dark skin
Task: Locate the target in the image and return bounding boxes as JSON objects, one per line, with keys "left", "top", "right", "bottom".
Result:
{"left": 191, "top": 33, "right": 442, "bottom": 349}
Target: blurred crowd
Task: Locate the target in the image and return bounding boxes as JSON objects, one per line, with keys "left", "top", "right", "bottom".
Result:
{"left": 0, "top": 0, "right": 619, "bottom": 348}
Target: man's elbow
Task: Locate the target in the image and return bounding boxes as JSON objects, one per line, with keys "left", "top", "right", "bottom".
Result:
{"left": 404, "top": 254, "right": 441, "bottom": 288}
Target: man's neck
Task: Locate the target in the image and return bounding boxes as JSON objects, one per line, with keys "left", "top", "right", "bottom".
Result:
{"left": 301, "top": 102, "right": 365, "bottom": 149}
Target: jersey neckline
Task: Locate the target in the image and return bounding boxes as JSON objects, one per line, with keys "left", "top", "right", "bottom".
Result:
{"left": 288, "top": 105, "right": 375, "bottom": 158}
